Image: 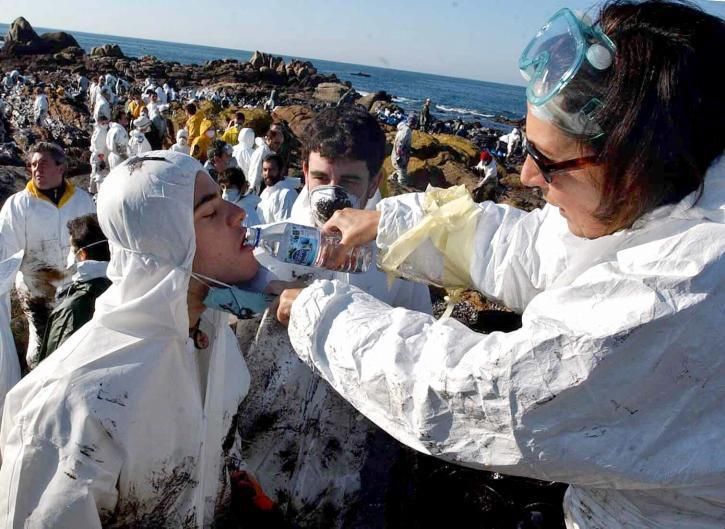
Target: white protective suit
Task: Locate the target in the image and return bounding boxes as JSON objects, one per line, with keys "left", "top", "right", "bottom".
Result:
{"left": 33, "top": 94, "right": 48, "bottom": 126}
{"left": 246, "top": 142, "right": 273, "bottom": 195}
{"left": 127, "top": 129, "right": 152, "bottom": 157}
{"left": 287, "top": 156, "right": 725, "bottom": 528}
{"left": 105, "top": 122, "right": 129, "bottom": 169}
{"left": 256, "top": 181, "right": 297, "bottom": 224}
{"left": 232, "top": 128, "right": 255, "bottom": 178}
{"left": 89, "top": 123, "right": 110, "bottom": 193}
{"left": 93, "top": 93, "right": 111, "bottom": 123}
{"left": 0, "top": 180, "right": 95, "bottom": 369}
{"left": 170, "top": 129, "right": 190, "bottom": 155}
{"left": 155, "top": 85, "right": 168, "bottom": 104}
{"left": 0, "top": 152, "right": 252, "bottom": 528}
{"left": 238, "top": 188, "right": 432, "bottom": 526}
{"left": 0, "top": 251, "right": 22, "bottom": 427}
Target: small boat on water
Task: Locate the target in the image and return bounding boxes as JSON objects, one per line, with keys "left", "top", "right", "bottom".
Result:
{"left": 350, "top": 71, "right": 371, "bottom": 78}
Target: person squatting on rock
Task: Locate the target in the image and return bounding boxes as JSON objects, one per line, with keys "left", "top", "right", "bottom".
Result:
{"left": 0, "top": 151, "right": 282, "bottom": 527}
{"left": 36, "top": 213, "right": 111, "bottom": 364}
{"left": 391, "top": 115, "right": 414, "bottom": 185}
{"left": 238, "top": 106, "right": 432, "bottom": 528}
{"left": 0, "top": 142, "right": 95, "bottom": 370}
{"left": 273, "top": 3, "right": 725, "bottom": 528}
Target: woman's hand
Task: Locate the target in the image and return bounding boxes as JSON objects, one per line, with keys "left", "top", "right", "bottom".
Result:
{"left": 322, "top": 208, "right": 380, "bottom": 246}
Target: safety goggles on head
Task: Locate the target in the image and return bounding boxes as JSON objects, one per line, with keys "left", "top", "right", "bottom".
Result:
{"left": 519, "top": 8, "right": 615, "bottom": 138}
{"left": 524, "top": 136, "right": 599, "bottom": 183}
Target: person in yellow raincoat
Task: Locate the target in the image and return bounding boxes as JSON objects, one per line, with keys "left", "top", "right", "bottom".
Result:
{"left": 190, "top": 119, "right": 215, "bottom": 163}
{"left": 185, "top": 102, "right": 205, "bottom": 146}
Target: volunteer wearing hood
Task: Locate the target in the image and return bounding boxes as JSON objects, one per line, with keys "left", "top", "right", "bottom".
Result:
{"left": 105, "top": 108, "right": 130, "bottom": 170}
{"left": 256, "top": 154, "right": 297, "bottom": 224}
{"left": 185, "top": 102, "right": 204, "bottom": 146}
{"left": 127, "top": 115, "right": 153, "bottom": 157}
{"left": 190, "top": 118, "right": 215, "bottom": 163}
{"left": 239, "top": 107, "right": 431, "bottom": 527}
{"left": 0, "top": 151, "right": 268, "bottom": 527}
{"left": 171, "top": 128, "right": 191, "bottom": 155}
{"left": 32, "top": 87, "right": 49, "bottom": 127}
{"left": 391, "top": 116, "right": 413, "bottom": 185}
{"left": 89, "top": 115, "right": 110, "bottom": 194}
{"left": 247, "top": 128, "right": 283, "bottom": 195}
{"left": 232, "top": 127, "right": 255, "bottom": 177}
{"left": 275, "top": 3, "right": 725, "bottom": 528}
{"left": 0, "top": 142, "right": 95, "bottom": 370}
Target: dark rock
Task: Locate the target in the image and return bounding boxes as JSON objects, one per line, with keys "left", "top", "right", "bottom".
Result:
{"left": 90, "top": 44, "right": 125, "bottom": 59}
{"left": 357, "top": 91, "right": 392, "bottom": 111}
{"left": 5, "top": 17, "right": 39, "bottom": 44}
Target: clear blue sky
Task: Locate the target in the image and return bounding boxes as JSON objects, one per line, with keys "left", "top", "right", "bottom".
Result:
{"left": 3, "top": 0, "right": 724, "bottom": 84}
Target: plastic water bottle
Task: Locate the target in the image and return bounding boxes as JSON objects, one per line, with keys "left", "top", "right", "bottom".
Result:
{"left": 245, "top": 222, "right": 372, "bottom": 273}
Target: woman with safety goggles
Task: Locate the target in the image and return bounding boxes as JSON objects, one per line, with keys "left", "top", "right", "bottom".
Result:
{"left": 274, "top": 2, "right": 725, "bottom": 527}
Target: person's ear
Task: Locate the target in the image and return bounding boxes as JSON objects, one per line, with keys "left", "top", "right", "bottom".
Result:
{"left": 77, "top": 248, "right": 88, "bottom": 262}
{"left": 367, "top": 169, "right": 383, "bottom": 199}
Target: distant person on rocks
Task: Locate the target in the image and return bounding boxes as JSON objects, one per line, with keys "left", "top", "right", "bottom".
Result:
{"left": 88, "top": 75, "right": 104, "bottom": 109}
{"left": 127, "top": 115, "right": 153, "bottom": 156}
{"left": 420, "top": 98, "right": 432, "bottom": 132}
{"left": 89, "top": 114, "right": 111, "bottom": 194}
{"left": 263, "top": 89, "right": 278, "bottom": 112}
{"left": 126, "top": 89, "right": 144, "bottom": 119}
{"left": 391, "top": 116, "right": 413, "bottom": 185}
{"left": 92, "top": 87, "right": 111, "bottom": 123}
{"left": 155, "top": 82, "right": 167, "bottom": 104}
{"left": 232, "top": 127, "right": 255, "bottom": 177}
{"left": 498, "top": 126, "right": 521, "bottom": 160}
{"left": 247, "top": 128, "right": 284, "bottom": 195}
{"left": 473, "top": 149, "right": 499, "bottom": 202}
{"left": 32, "top": 87, "right": 49, "bottom": 127}
{"left": 190, "top": 118, "right": 215, "bottom": 162}
{"left": 115, "top": 77, "right": 130, "bottom": 97}
{"left": 76, "top": 74, "right": 89, "bottom": 99}
{"left": 185, "top": 102, "right": 205, "bottom": 146}
{"left": 37, "top": 214, "right": 111, "bottom": 364}
{"left": 170, "top": 128, "right": 191, "bottom": 155}
{"left": 221, "top": 111, "right": 246, "bottom": 145}
{"left": 269, "top": 122, "right": 292, "bottom": 176}
{"left": 256, "top": 154, "right": 297, "bottom": 223}
{"left": 106, "top": 108, "right": 130, "bottom": 170}
{"left": 219, "top": 166, "right": 261, "bottom": 227}
{"left": 0, "top": 142, "right": 95, "bottom": 370}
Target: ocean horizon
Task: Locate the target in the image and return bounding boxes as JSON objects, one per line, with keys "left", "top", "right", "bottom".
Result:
{"left": 1, "top": 22, "right": 526, "bottom": 131}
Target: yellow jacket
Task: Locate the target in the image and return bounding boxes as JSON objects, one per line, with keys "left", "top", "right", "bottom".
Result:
{"left": 190, "top": 119, "right": 214, "bottom": 161}
{"left": 220, "top": 126, "right": 240, "bottom": 146}
{"left": 186, "top": 112, "right": 205, "bottom": 145}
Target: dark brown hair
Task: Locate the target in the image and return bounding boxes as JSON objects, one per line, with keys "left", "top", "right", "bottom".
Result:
{"left": 301, "top": 106, "right": 386, "bottom": 179}
{"left": 67, "top": 214, "right": 110, "bottom": 262}
{"left": 592, "top": 0, "right": 725, "bottom": 230}
{"left": 28, "top": 142, "right": 66, "bottom": 166}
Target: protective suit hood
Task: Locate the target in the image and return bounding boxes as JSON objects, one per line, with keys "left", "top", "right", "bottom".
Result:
{"left": 95, "top": 151, "right": 202, "bottom": 338}
{"left": 237, "top": 127, "right": 255, "bottom": 149}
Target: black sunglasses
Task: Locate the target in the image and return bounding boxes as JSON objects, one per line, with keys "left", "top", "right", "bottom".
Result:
{"left": 524, "top": 137, "right": 600, "bottom": 183}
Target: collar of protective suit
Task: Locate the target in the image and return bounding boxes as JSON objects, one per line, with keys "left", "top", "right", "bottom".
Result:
{"left": 25, "top": 178, "right": 76, "bottom": 208}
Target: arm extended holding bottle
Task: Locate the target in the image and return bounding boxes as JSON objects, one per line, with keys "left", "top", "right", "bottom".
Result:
{"left": 274, "top": 208, "right": 381, "bottom": 325}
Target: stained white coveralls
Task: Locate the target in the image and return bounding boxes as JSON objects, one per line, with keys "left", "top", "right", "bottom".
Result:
{"left": 246, "top": 142, "right": 273, "bottom": 196}
{"left": 238, "top": 187, "right": 432, "bottom": 526}
{"left": 0, "top": 180, "right": 95, "bottom": 369}
{"left": 287, "top": 156, "right": 725, "bottom": 528}
{"left": 105, "top": 122, "right": 129, "bottom": 169}
{"left": 0, "top": 251, "right": 22, "bottom": 427}
{"left": 0, "top": 152, "right": 251, "bottom": 528}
